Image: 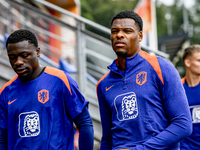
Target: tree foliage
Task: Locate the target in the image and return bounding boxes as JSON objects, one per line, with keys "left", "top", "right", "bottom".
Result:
{"left": 155, "top": 1, "right": 168, "bottom": 36}
{"left": 80, "top": 0, "right": 199, "bottom": 45}
{"left": 80, "top": 0, "right": 139, "bottom": 29}
{"left": 156, "top": 0, "right": 186, "bottom": 37}
{"left": 188, "top": 0, "right": 200, "bottom": 45}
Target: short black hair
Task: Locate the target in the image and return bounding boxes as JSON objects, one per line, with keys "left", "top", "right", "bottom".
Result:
{"left": 111, "top": 10, "right": 143, "bottom": 31}
{"left": 6, "top": 29, "right": 38, "bottom": 48}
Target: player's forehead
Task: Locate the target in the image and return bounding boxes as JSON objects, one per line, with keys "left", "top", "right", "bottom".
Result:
{"left": 111, "top": 18, "right": 138, "bottom": 30}
{"left": 7, "top": 41, "right": 34, "bottom": 54}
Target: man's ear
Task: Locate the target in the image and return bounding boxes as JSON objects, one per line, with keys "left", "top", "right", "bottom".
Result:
{"left": 184, "top": 59, "right": 190, "bottom": 67}
{"left": 36, "top": 47, "right": 40, "bottom": 57}
{"left": 138, "top": 31, "right": 143, "bottom": 42}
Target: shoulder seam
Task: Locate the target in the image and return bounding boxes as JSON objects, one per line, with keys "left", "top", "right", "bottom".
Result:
{"left": 139, "top": 50, "right": 164, "bottom": 85}
{"left": 44, "top": 66, "right": 72, "bottom": 95}
{"left": 96, "top": 71, "right": 110, "bottom": 91}
{"left": 0, "top": 75, "right": 18, "bottom": 94}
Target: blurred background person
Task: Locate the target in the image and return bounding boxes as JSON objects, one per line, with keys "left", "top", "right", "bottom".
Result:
{"left": 180, "top": 44, "right": 200, "bottom": 150}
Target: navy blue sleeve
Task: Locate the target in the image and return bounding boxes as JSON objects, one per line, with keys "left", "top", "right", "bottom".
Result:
{"left": 0, "top": 127, "right": 7, "bottom": 150}
{"left": 73, "top": 106, "right": 94, "bottom": 150}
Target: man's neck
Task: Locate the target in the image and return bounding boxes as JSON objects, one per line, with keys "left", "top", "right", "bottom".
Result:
{"left": 117, "top": 56, "right": 126, "bottom": 72}
{"left": 185, "top": 73, "right": 200, "bottom": 87}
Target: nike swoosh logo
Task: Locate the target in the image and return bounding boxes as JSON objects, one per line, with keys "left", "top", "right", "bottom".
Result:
{"left": 8, "top": 99, "right": 17, "bottom": 105}
{"left": 105, "top": 85, "right": 114, "bottom": 91}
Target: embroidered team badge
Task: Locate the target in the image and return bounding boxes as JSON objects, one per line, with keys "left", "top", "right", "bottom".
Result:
{"left": 38, "top": 89, "right": 49, "bottom": 104}
{"left": 18, "top": 111, "right": 40, "bottom": 137}
{"left": 192, "top": 106, "right": 200, "bottom": 123}
{"left": 114, "top": 92, "right": 138, "bottom": 121}
{"left": 136, "top": 71, "right": 147, "bottom": 85}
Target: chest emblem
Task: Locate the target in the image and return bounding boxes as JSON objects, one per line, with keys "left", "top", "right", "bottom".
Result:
{"left": 192, "top": 106, "right": 200, "bottom": 123}
{"left": 38, "top": 89, "right": 49, "bottom": 104}
{"left": 136, "top": 71, "right": 147, "bottom": 85}
{"left": 19, "top": 111, "right": 40, "bottom": 137}
{"left": 114, "top": 92, "right": 138, "bottom": 121}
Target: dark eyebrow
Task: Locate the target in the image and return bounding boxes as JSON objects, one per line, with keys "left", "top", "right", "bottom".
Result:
{"left": 8, "top": 51, "right": 30, "bottom": 55}
{"left": 111, "top": 27, "right": 136, "bottom": 30}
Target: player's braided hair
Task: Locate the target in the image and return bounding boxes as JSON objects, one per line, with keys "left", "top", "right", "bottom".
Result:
{"left": 6, "top": 29, "right": 38, "bottom": 48}
{"left": 111, "top": 10, "right": 143, "bottom": 32}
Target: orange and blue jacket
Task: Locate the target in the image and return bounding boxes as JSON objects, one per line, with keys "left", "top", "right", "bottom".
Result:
{"left": 96, "top": 50, "right": 192, "bottom": 150}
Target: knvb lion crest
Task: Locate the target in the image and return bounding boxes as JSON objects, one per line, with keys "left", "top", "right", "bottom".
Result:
{"left": 114, "top": 92, "right": 138, "bottom": 121}
{"left": 18, "top": 111, "right": 40, "bottom": 137}
{"left": 38, "top": 89, "right": 49, "bottom": 104}
{"left": 136, "top": 71, "right": 147, "bottom": 85}
{"left": 192, "top": 107, "right": 200, "bottom": 123}
{"left": 121, "top": 93, "right": 138, "bottom": 120}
